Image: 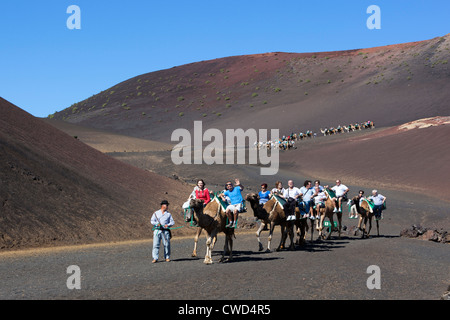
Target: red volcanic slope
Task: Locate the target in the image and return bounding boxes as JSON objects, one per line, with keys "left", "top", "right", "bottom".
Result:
{"left": 52, "top": 34, "right": 450, "bottom": 143}
{"left": 0, "top": 98, "right": 191, "bottom": 250}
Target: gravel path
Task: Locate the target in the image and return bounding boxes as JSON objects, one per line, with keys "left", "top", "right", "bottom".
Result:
{"left": 1, "top": 219, "right": 448, "bottom": 300}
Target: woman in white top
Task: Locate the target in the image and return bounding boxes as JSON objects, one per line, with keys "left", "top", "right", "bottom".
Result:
{"left": 271, "top": 181, "right": 285, "bottom": 197}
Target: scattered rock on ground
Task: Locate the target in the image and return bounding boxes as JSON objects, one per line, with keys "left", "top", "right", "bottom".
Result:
{"left": 400, "top": 225, "right": 449, "bottom": 243}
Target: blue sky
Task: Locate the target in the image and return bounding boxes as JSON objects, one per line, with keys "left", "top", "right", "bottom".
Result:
{"left": 1, "top": 0, "right": 449, "bottom": 117}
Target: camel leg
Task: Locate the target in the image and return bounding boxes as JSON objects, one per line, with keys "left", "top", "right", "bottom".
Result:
{"left": 277, "top": 224, "right": 286, "bottom": 251}
{"left": 210, "top": 231, "right": 217, "bottom": 254}
{"left": 267, "top": 222, "right": 275, "bottom": 252}
{"left": 355, "top": 215, "right": 363, "bottom": 236}
{"left": 326, "top": 216, "right": 334, "bottom": 240}
{"left": 204, "top": 236, "right": 213, "bottom": 264}
{"left": 220, "top": 235, "right": 229, "bottom": 262}
{"left": 204, "top": 230, "right": 218, "bottom": 265}
{"left": 298, "top": 221, "right": 307, "bottom": 246}
{"left": 376, "top": 220, "right": 380, "bottom": 237}
{"left": 359, "top": 216, "right": 368, "bottom": 238}
{"left": 192, "top": 227, "right": 202, "bottom": 257}
{"left": 367, "top": 217, "right": 373, "bottom": 237}
{"left": 318, "top": 214, "right": 325, "bottom": 240}
{"left": 337, "top": 212, "right": 342, "bottom": 239}
{"left": 295, "top": 223, "right": 301, "bottom": 245}
{"left": 256, "top": 221, "right": 265, "bottom": 252}
{"left": 287, "top": 222, "right": 295, "bottom": 250}
{"left": 226, "top": 234, "right": 234, "bottom": 261}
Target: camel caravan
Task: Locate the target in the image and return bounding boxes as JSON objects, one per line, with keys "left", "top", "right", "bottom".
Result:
{"left": 181, "top": 179, "right": 386, "bottom": 264}
{"left": 254, "top": 121, "right": 375, "bottom": 151}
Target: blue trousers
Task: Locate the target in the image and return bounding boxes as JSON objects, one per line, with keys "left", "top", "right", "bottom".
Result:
{"left": 152, "top": 229, "right": 171, "bottom": 260}
{"left": 373, "top": 205, "right": 383, "bottom": 218}
{"left": 299, "top": 200, "right": 312, "bottom": 215}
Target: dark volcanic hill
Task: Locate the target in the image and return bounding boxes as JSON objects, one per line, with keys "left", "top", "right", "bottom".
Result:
{"left": 0, "top": 98, "right": 191, "bottom": 251}
{"left": 52, "top": 34, "right": 450, "bottom": 142}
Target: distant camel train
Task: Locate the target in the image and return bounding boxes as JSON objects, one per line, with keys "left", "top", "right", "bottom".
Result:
{"left": 254, "top": 121, "right": 375, "bottom": 150}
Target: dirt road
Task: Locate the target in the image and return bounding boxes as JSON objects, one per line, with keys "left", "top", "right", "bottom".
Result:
{"left": 1, "top": 216, "right": 448, "bottom": 300}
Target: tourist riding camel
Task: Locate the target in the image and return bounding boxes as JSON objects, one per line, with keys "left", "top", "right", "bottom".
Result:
{"left": 330, "top": 179, "right": 349, "bottom": 213}
{"left": 182, "top": 179, "right": 211, "bottom": 223}
{"left": 368, "top": 189, "right": 386, "bottom": 220}
{"left": 312, "top": 186, "right": 327, "bottom": 220}
{"left": 348, "top": 190, "right": 365, "bottom": 219}
{"left": 271, "top": 181, "right": 285, "bottom": 197}
{"left": 282, "top": 180, "right": 302, "bottom": 221}
{"left": 258, "top": 183, "right": 272, "bottom": 205}
{"left": 219, "top": 179, "right": 245, "bottom": 228}
{"left": 299, "top": 180, "right": 315, "bottom": 219}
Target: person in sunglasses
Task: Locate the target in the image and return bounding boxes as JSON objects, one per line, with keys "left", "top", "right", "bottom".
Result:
{"left": 220, "top": 179, "right": 245, "bottom": 228}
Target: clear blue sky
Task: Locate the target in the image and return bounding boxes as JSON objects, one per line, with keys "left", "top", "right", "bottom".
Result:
{"left": 1, "top": 0, "right": 449, "bottom": 117}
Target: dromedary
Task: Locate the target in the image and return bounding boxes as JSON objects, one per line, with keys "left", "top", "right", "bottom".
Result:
{"left": 245, "top": 193, "right": 288, "bottom": 252}
{"left": 317, "top": 189, "right": 343, "bottom": 240}
{"left": 355, "top": 198, "right": 380, "bottom": 238}
{"left": 189, "top": 197, "right": 234, "bottom": 264}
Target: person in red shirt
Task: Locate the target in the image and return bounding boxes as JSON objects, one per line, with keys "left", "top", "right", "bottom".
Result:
{"left": 193, "top": 179, "right": 211, "bottom": 205}
{"left": 182, "top": 179, "right": 211, "bottom": 222}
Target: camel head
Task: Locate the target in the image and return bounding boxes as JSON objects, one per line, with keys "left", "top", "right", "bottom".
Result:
{"left": 189, "top": 198, "right": 204, "bottom": 211}
{"left": 245, "top": 193, "right": 259, "bottom": 205}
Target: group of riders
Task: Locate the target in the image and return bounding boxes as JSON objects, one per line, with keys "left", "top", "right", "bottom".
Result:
{"left": 182, "top": 178, "right": 386, "bottom": 229}
{"left": 254, "top": 121, "right": 376, "bottom": 151}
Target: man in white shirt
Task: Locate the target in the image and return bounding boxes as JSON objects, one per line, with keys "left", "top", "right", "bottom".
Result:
{"left": 282, "top": 180, "right": 302, "bottom": 221}
{"left": 299, "top": 180, "right": 315, "bottom": 219}
{"left": 331, "top": 180, "right": 349, "bottom": 213}
{"left": 151, "top": 200, "right": 175, "bottom": 263}
{"left": 368, "top": 190, "right": 386, "bottom": 220}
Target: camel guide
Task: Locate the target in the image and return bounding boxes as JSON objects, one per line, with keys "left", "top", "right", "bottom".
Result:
{"left": 151, "top": 200, "right": 175, "bottom": 263}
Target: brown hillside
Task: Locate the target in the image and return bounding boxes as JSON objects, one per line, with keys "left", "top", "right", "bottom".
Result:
{"left": 52, "top": 34, "right": 450, "bottom": 143}
{"left": 0, "top": 98, "right": 191, "bottom": 251}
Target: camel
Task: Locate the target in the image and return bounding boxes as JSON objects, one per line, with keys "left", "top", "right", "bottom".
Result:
{"left": 317, "top": 189, "right": 343, "bottom": 240}
{"left": 355, "top": 198, "right": 380, "bottom": 238}
{"left": 275, "top": 199, "right": 310, "bottom": 250}
{"left": 245, "top": 193, "right": 289, "bottom": 252}
{"left": 189, "top": 197, "right": 234, "bottom": 264}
